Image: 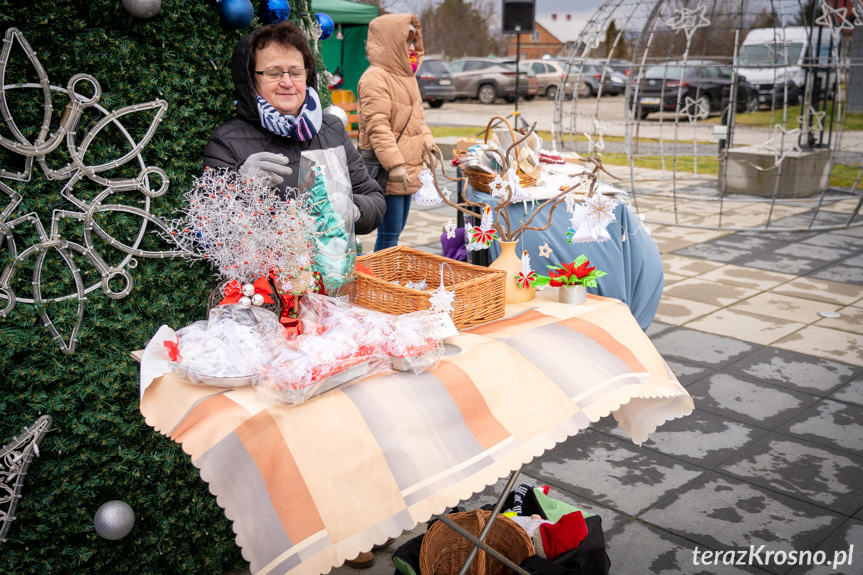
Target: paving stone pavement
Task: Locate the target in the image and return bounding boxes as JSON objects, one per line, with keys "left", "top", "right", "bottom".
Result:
{"left": 228, "top": 172, "right": 863, "bottom": 575}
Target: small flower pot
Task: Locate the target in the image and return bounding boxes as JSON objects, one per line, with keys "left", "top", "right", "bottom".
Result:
{"left": 559, "top": 284, "right": 587, "bottom": 305}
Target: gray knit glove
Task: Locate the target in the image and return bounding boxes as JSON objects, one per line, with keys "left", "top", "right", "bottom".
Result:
{"left": 239, "top": 152, "right": 293, "bottom": 185}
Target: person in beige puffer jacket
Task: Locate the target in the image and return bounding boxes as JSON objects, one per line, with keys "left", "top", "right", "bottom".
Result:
{"left": 358, "top": 13, "right": 435, "bottom": 251}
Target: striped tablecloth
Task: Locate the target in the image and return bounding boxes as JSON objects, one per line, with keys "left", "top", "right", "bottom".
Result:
{"left": 139, "top": 291, "right": 693, "bottom": 575}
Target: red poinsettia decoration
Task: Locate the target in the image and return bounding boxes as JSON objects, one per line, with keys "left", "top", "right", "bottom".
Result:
{"left": 531, "top": 255, "right": 606, "bottom": 288}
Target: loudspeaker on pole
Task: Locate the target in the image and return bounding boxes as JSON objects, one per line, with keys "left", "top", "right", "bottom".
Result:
{"left": 501, "top": 0, "right": 535, "bottom": 34}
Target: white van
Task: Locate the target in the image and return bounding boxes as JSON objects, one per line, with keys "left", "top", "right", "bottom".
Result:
{"left": 737, "top": 26, "right": 832, "bottom": 106}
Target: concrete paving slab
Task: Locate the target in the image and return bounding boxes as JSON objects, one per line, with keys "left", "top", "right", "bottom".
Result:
{"left": 729, "top": 292, "right": 842, "bottom": 324}
{"left": 733, "top": 252, "right": 826, "bottom": 276}
{"left": 720, "top": 347, "right": 859, "bottom": 396}
{"left": 605, "top": 520, "right": 767, "bottom": 575}
{"left": 654, "top": 295, "right": 722, "bottom": 325}
{"left": 774, "top": 326, "right": 863, "bottom": 367}
{"left": 829, "top": 376, "right": 863, "bottom": 407}
{"left": 662, "top": 277, "right": 761, "bottom": 307}
{"left": 663, "top": 359, "right": 715, "bottom": 387}
{"left": 811, "top": 263, "right": 863, "bottom": 286}
{"left": 603, "top": 409, "right": 769, "bottom": 469}
{"left": 696, "top": 264, "right": 796, "bottom": 292}
{"left": 645, "top": 320, "right": 675, "bottom": 338}
{"left": 720, "top": 435, "right": 863, "bottom": 514}
{"left": 769, "top": 276, "right": 863, "bottom": 306}
{"left": 843, "top": 252, "right": 863, "bottom": 267}
{"left": 814, "top": 306, "right": 863, "bottom": 335}
{"left": 685, "top": 308, "right": 806, "bottom": 345}
{"left": 640, "top": 473, "right": 845, "bottom": 562}
{"left": 787, "top": 518, "right": 863, "bottom": 575}
{"left": 686, "top": 373, "right": 819, "bottom": 430}
{"left": 661, "top": 254, "right": 727, "bottom": 277}
{"left": 773, "top": 243, "right": 857, "bottom": 263}
{"left": 779, "top": 399, "right": 863, "bottom": 457}
{"left": 711, "top": 233, "right": 791, "bottom": 254}
{"left": 672, "top": 243, "right": 752, "bottom": 263}
{"left": 650, "top": 328, "right": 758, "bottom": 368}
{"left": 524, "top": 433, "right": 704, "bottom": 517}
{"left": 800, "top": 233, "right": 863, "bottom": 250}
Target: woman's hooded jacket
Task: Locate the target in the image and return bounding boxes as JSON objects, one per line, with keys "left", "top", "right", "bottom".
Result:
{"left": 357, "top": 14, "right": 434, "bottom": 196}
{"left": 202, "top": 31, "right": 386, "bottom": 235}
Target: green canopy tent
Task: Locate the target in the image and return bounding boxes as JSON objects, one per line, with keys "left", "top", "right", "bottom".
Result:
{"left": 312, "top": 0, "right": 378, "bottom": 97}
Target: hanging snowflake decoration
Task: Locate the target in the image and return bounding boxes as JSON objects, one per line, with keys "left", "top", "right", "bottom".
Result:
{"left": 567, "top": 190, "right": 618, "bottom": 243}
{"left": 414, "top": 169, "right": 443, "bottom": 206}
{"left": 466, "top": 205, "right": 499, "bottom": 249}
{"left": 489, "top": 175, "right": 508, "bottom": 199}
{"left": 445, "top": 219, "right": 457, "bottom": 240}
{"left": 0, "top": 28, "right": 180, "bottom": 353}
{"left": 428, "top": 283, "right": 455, "bottom": 315}
{"left": 514, "top": 250, "right": 537, "bottom": 289}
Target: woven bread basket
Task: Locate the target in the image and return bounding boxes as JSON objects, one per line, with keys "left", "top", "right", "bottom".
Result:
{"left": 461, "top": 115, "right": 537, "bottom": 193}
{"left": 346, "top": 246, "right": 506, "bottom": 330}
{"left": 419, "top": 509, "right": 535, "bottom": 575}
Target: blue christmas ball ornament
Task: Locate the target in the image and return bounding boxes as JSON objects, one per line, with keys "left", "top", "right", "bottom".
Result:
{"left": 219, "top": 0, "right": 255, "bottom": 29}
{"left": 316, "top": 13, "right": 335, "bottom": 40}
{"left": 258, "top": 0, "right": 290, "bottom": 24}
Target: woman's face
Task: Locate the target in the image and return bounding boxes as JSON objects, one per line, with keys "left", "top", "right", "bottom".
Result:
{"left": 254, "top": 43, "right": 307, "bottom": 117}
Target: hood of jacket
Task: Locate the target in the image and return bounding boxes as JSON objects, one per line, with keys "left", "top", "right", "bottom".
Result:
{"left": 366, "top": 14, "right": 423, "bottom": 78}
{"left": 230, "top": 31, "right": 319, "bottom": 122}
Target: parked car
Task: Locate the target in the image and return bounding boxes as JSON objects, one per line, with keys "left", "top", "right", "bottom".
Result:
{"left": 448, "top": 57, "right": 533, "bottom": 104}
{"left": 501, "top": 61, "right": 539, "bottom": 100}
{"left": 416, "top": 57, "right": 456, "bottom": 108}
{"left": 550, "top": 59, "right": 624, "bottom": 96}
{"left": 631, "top": 60, "right": 759, "bottom": 119}
{"left": 520, "top": 59, "right": 591, "bottom": 100}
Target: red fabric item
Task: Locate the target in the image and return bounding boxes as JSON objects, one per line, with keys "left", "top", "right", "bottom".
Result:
{"left": 540, "top": 485, "right": 550, "bottom": 495}
{"left": 538, "top": 511, "right": 588, "bottom": 560}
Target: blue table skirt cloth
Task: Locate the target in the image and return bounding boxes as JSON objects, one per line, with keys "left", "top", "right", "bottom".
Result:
{"left": 465, "top": 188, "right": 664, "bottom": 330}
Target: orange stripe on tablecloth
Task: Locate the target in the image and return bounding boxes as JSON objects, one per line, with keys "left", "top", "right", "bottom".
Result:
{"left": 557, "top": 316, "right": 647, "bottom": 373}
{"left": 170, "top": 394, "right": 253, "bottom": 458}
{"left": 235, "top": 409, "right": 324, "bottom": 542}
{"left": 467, "top": 308, "right": 550, "bottom": 337}
{"left": 431, "top": 361, "right": 510, "bottom": 450}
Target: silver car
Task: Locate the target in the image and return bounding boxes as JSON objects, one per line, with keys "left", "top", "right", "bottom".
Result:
{"left": 521, "top": 59, "right": 591, "bottom": 100}
{"left": 448, "top": 58, "right": 533, "bottom": 104}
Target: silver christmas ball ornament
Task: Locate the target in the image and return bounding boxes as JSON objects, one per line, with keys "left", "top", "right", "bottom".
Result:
{"left": 324, "top": 105, "right": 348, "bottom": 129}
{"left": 238, "top": 296, "right": 252, "bottom": 308}
{"left": 251, "top": 293, "right": 265, "bottom": 306}
{"left": 241, "top": 283, "right": 256, "bottom": 297}
{"left": 94, "top": 500, "right": 135, "bottom": 540}
{"left": 121, "top": 0, "right": 162, "bottom": 19}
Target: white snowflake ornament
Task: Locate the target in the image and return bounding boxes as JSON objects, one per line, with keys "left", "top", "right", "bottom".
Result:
{"left": 445, "top": 219, "right": 457, "bottom": 239}
{"left": 428, "top": 284, "right": 455, "bottom": 315}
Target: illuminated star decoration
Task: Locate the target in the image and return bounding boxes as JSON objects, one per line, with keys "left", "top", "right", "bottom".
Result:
{"left": 445, "top": 218, "right": 457, "bottom": 239}
{"left": 582, "top": 119, "right": 606, "bottom": 153}
{"left": 756, "top": 124, "right": 802, "bottom": 169}
{"left": 538, "top": 243, "right": 553, "bottom": 258}
{"left": 683, "top": 96, "right": 710, "bottom": 123}
{"left": 515, "top": 250, "right": 537, "bottom": 289}
{"left": 798, "top": 106, "right": 826, "bottom": 136}
{"left": 467, "top": 205, "right": 499, "bottom": 249}
{"left": 414, "top": 168, "right": 442, "bottom": 206}
{"left": 665, "top": 5, "right": 711, "bottom": 40}
{"left": 566, "top": 190, "right": 618, "bottom": 243}
{"left": 489, "top": 175, "right": 508, "bottom": 199}
{"left": 428, "top": 282, "right": 455, "bottom": 315}
{"left": 815, "top": 0, "right": 857, "bottom": 43}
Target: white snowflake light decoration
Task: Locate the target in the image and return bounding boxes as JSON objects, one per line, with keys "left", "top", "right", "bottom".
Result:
{"left": 665, "top": 5, "right": 710, "bottom": 40}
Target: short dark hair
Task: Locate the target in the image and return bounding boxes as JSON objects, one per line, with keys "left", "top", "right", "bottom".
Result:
{"left": 247, "top": 21, "right": 315, "bottom": 84}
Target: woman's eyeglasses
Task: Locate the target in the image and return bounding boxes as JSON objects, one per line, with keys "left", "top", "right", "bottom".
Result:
{"left": 256, "top": 68, "right": 308, "bottom": 82}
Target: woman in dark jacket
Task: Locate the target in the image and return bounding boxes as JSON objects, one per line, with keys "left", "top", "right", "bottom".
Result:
{"left": 203, "top": 21, "right": 386, "bottom": 236}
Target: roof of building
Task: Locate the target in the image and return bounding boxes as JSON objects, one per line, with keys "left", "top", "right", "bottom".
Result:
{"left": 534, "top": 15, "right": 589, "bottom": 43}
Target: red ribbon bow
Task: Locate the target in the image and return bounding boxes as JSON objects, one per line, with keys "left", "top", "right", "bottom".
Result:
{"left": 163, "top": 338, "right": 182, "bottom": 362}
{"left": 219, "top": 277, "right": 276, "bottom": 306}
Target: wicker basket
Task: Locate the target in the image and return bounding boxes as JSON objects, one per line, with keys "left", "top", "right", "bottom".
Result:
{"left": 461, "top": 115, "right": 538, "bottom": 193}
{"left": 345, "top": 246, "right": 506, "bottom": 330}
{"left": 419, "top": 510, "right": 535, "bottom": 575}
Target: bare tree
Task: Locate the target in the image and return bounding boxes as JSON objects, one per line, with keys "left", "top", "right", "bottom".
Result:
{"left": 418, "top": 0, "right": 500, "bottom": 59}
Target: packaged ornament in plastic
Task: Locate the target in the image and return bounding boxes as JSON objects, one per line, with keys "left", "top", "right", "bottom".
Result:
{"left": 298, "top": 148, "right": 356, "bottom": 292}
{"left": 172, "top": 305, "right": 288, "bottom": 386}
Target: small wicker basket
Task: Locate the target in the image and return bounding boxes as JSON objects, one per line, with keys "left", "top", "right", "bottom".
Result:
{"left": 344, "top": 246, "right": 506, "bottom": 330}
{"left": 461, "top": 115, "right": 538, "bottom": 193}
{"left": 419, "top": 510, "right": 535, "bottom": 575}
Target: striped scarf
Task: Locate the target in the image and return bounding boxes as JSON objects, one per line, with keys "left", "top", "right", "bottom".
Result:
{"left": 256, "top": 88, "right": 322, "bottom": 141}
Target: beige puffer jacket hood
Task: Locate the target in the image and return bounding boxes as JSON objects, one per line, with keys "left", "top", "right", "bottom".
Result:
{"left": 357, "top": 14, "right": 434, "bottom": 196}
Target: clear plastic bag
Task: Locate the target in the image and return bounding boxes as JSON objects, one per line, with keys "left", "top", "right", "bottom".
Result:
{"left": 299, "top": 148, "right": 356, "bottom": 293}
{"left": 172, "top": 305, "right": 287, "bottom": 387}
{"left": 255, "top": 293, "right": 444, "bottom": 404}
